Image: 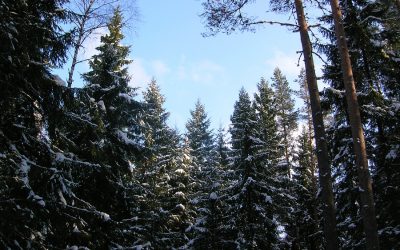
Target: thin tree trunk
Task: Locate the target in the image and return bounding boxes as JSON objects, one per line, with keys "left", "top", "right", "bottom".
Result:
{"left": 329, "top": 1, "right": 380, "bottom": 249}
{"left": 293, "top": 0, "right": 339, "bottom": 249}
{"left": 67, "top": 0, "right": 95, "bottom": 88}
{"left": 67, "top": 32, "right": 84, "bottom": 88}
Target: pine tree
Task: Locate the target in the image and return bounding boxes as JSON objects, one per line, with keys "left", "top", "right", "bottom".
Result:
{"left": 200, "top": 1, "right": 340, "bottom": 247}
{"left": 328, "top": 1, "right": 380, "bottom": 248}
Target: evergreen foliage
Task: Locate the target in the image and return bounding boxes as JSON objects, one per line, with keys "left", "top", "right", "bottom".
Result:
{"left": 223, "top": 87, "right": 293, "bottom": 249}
{"left": 293, "top": 126, "right": 321, "bottom": 250}
{"left": 271, "top": 68, "right": 298, "bottom": 176}
{"left": 0, "top": 1, "right": 399, "bottom": 249}
{"left": 184, "top": 100, "right": 224, "bottom": 249}
{"left": 319, "top": 0, "right": 400, "bottom": 248}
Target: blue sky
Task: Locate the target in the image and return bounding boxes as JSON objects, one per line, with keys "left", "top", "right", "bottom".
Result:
{"left": 55, "top": 0, "right": 324, "bottom": 132}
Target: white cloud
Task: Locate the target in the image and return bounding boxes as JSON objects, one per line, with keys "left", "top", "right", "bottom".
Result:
{"left": 152, "top": 60, "right": 170, "bottom": 76}
{"left": 177, "top": 59, "right": 226, "bottom": 86}
{"left": 191, "top": 60, "right": 224, "bottom": 83}
{"left": 129, "top": 58, "right": 152, "bottom": 89}
{"left": 79, "top": 27, "right": 108, "bottom": 64}
{"left": 266, "top": 51, "right": 301, "bottom": 78}
{"left": 177, "top": 65, "right": 186, "bottom": 80}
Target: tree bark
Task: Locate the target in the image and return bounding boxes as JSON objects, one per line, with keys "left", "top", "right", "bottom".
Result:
{"left": 67, "top": 29, "right": 85, "bottom": 88}
{"left": 67, "top": 0, "right": 95, "bottom": 88}
{"left": 329, "top": 0, "right": 380, "bottom": 249}
{"left": 304, "top": 78, "right": 319, "bottom": 250}
{"left": 293, "top": 0, "right": 339, "bottom": 249}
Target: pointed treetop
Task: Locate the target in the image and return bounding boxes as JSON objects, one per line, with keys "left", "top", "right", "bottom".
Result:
{"left": 102, "top": 6, "right": 124, "bottom": 45}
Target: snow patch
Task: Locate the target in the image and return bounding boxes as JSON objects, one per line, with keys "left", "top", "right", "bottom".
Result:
{"left": 209, "top": 192, "right": 218, "bottom": 200}
{"left": 116, "top": 130, "right": 138, "bottom": 146}
{"left": 174, "top": 191, "right": 185, "bottom": 198}
{"left": 98, "top": 100, "right": 106, "bottom": 112}
{"left": 386, "top": 149, "right": 398, "bottom": 160}
{"left": 175, "top": 204, "right": 186, "bottom": 211}
{"left": 99, "top": 212, "right": 111, "bottom": 221}
{"left": 175, "top": 168, "right": 186, "bottom": 174}
{"left": 118, "top": 93, "right": 133, "bottom": 103}
{"left": 51, "top": 74, "right": 66, "bottom": 86}
{"left": 264, "top": 195, "right": 272, "bottom": 204}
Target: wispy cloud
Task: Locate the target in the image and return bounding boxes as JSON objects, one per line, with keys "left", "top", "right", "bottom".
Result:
{"left": 152, "top": 60, "right": 170, "bottom": 76}
{"left": 130, "top": 58, "right": 152, "bottom": 89}
{"left": 266, "top": 51, "right": 301, "bottom": 78}
{"left": 176, "top": 59, "right": 226, "bottom": 86}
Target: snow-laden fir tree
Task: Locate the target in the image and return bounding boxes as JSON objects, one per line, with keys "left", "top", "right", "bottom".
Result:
{"left": 0, "top": 0, "right": 78, "bottom": 248}
{"left": 292, "top": 126, "right": 321, "bottom": 250}
{"left": 223, "top": 87, "right": 285, "bottom": 249}
{"left": 138, "top": 79, "right": 186, "bottom": 247}
{"left": 271, "top": 68, "right": 298, "bottom": 178}
{"left": 215, "top": 126, "right": 231, "bottom": 170}
{"left": 253, "top": 79, "right": 296, "bottom": 248}
{"left": 80, "top": 7, "right": 146, "bottom": 248}
{"left": 185, "top": 100, "right": 215, "bottom": 170}
{"left": 159, "top": 135, "right": 194, "bottom": 248}
{"left": 184, "top": 100, "right": 225, "bottom": 249}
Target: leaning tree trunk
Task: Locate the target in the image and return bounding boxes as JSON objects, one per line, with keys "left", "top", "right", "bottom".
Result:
{"left": 329, "top": 0, "right": 380, "bottom": 249}
{"left": 293, "top": 0, "right": 339, "bottom": 249}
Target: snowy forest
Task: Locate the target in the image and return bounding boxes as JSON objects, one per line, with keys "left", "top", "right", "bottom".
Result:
{"left": 0, "top": 0, "right": 399, "bottom": 249}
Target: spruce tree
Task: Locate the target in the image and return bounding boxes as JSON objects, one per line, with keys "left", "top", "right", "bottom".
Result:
{"left": 293, "top": 126, "right": 321, "bottom": 249}
{"left": 0, "top": 0, "right": 76, "bottom": 248}
{"left": 139, "top": 79, "right": 185, "bottom": 247}
{"left": 163, "top": 136, "right": 194, "bottom": 248}
{"left": 184, "top": 100, "right": 224, "bottom": 249}
{"left": 185, "top": 100, "right": 215, "bottom": 169}
{"left": 79, "top": 7, "right": 145, "bottom": 248}
{"left": 271, "top": 68, "right": 298, "bottom": 177}
{"left": 224, "top": 87, "right": 284, "bottom": 249}
{"left": 253, "top": 78, "right": 296, "bottom": 248}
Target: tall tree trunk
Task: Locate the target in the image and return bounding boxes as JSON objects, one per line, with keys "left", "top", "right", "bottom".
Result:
{"left": 293, "top": 0, "right": 339, "bottom": 249}
{"left": 303, "top": 70, "right": 318, "bottom": 196}
{"left": 305, "top": 82, "right": 319, "bottom": 250}
{"left": 329, "top": 0, "right": 380, "bottom": 249}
